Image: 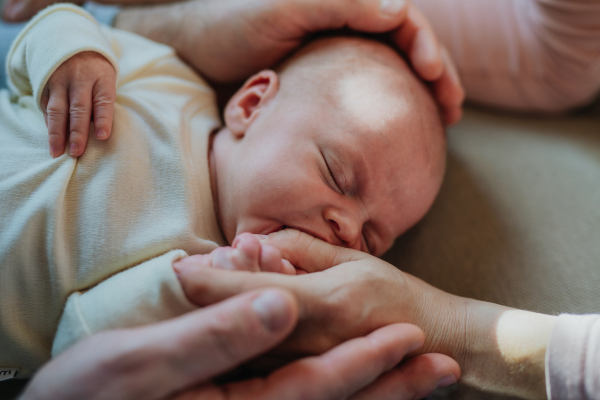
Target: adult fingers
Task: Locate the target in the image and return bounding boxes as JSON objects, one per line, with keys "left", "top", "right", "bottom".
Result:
{"left": 290, "top": 0, "right": 410, "bottom": 35}
{"left": 390, "top": 5, "right": 465, "bottom": 124}
{"left": 433, "top": 46, "right": 465, "bottom": 125}
{"left": 92, "top": 74, "right": 116, "bottom": 141}
{"left": 45, "top": 85, "right": 69, "bottom": 158}
{"left": 27, "top": 289, "right": 298, "bottom": 400}
{"left": 174, "top": 230, "right": 376, "bottom": 306}
{"left": 174, "top": 261, "right": 297, "bottom": 307}
{"left": 177, "top": 323, "right": 426, "bottom": 400}
{"left": 391, "top": 4, "right": 442, "bottom": 81}
{"left": 349, "top": 353, "right": 460, "bottom": 400}
{"left": 68, "top": 83, "right": 93, "bottom": 157}
{"left": 258, "top": 229, "right": 369, "bottom": 273}
{"left": 336, "top": 0, "right": 410, "bottom": 33}
{"left": 130, "top": 289, "right": 298, "bottom": 398}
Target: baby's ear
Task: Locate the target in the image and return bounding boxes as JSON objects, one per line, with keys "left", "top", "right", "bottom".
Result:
{"left": 224, "top": 70, "right": 279, "bottom": 139}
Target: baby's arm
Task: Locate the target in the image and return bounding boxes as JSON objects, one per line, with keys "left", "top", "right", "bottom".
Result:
{"left": 52, "top": 237, "right": 298, "bottom": 358}
{"left": 177, "top": 233, "right": 300, "bottom": 275}
{"left": 6, "top": 4, "right": 119, "bottom": 157}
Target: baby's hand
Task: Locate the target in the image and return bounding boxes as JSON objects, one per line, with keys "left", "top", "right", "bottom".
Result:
{"left": 42, "top": 51, "right": 116, "bottom": 158}
{"left": 180, "top": 233, "right": 299, "bottom": 275}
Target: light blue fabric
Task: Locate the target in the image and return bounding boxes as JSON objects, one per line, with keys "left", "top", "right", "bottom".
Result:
{"left": 0, "top": 2, "right": 119, "bottom": 89}
{"left": 82, "top": 2, "right": 119, "bottom": 27}
{"left": 0, "top": 21, "right": 23, "bottom": 90}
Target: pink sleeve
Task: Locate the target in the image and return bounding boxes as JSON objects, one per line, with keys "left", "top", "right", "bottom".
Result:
{"left": 412, "top": 0, "right": 600, "bottom": 113}
{"left": 546, "top": 314, "right": 600, "bottom": 400}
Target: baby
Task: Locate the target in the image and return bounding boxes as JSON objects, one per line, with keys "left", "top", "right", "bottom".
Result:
{"left": 0, "top": 5, "right": 444, "bottom": 376}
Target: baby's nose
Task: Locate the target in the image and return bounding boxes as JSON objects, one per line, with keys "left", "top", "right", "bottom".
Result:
{"left": 324, "top": 208, "right": 361, "bottom": 250}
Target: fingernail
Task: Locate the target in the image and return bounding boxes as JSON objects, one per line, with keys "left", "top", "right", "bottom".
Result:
{"left": 380, "top": 0, "right": 405, "bottom": 15}
{"left": 255, "top": 235, "right": 269, "bottom": 241}
{"left": 252, "top": 290, "right": 289, "bottom": 332}
{"left": 69, "top": 143, "right": 79, "bottom": 157}
{"left": 406, "top": 340, "right": 423, "bottom": 355}
{"left": 50, "top": 146, "right": 61, "bottom": 158}
{"left": 96, "top": 129, "right": 108, "bottom": 140}
{"left": 436, "top": 374, "right": 458, "bottom": 389}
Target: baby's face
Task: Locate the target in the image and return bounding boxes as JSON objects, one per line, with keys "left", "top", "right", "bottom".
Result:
{"left": 211, "top": 38, "right": 445, "bottom": 256}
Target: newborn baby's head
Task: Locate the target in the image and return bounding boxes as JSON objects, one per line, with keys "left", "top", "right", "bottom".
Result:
{"left": 211, "top": 36, "right": 445, "bottom": 256}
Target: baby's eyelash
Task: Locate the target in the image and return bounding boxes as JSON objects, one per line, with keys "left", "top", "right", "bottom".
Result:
{"left": 323, "top": 154, "right": 343, "bottom": 194}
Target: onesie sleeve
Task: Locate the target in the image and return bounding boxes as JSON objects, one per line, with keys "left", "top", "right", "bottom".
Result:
{"left": 413, "top": 0, "right": 600, "bottom": 113}
{"left": 5, "top": 3, "right": 119, "bottom": 110}
{"left": 546, "top": 314, "right": 600, "bottom": 400}
{"left": 51, "top": 250, "right": 198, "bottom": 357}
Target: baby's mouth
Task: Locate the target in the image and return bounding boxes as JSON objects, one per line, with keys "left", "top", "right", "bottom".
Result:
{"left": 260, "top": 225, "right": 286, "bottom": 236}
{"left": 277, "top": 225, "right": 334, "bottom": 246}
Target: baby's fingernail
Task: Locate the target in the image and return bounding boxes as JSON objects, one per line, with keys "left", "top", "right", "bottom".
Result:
{"left": 380, "top": 0, "right": 406, "bottom": 15}
{"left": 436, "top": 374, "right": 458, "bottom": 389}
{"left": 405, "top": 340, "right": 423, "bottom": 355}
{"left": 252, "top": 290, "right": 290, "bottom": 332}
{"left": 50, "top": 146, "right": 61, "bottom": 158}
{"left": 255, "top": 235, "right": 269, "bottom": 241}
{"left": 69, "top": 143, "right": 79, "bottom": 157}
{"left": 96, "top": 129, "right": 108, "bottom": 140}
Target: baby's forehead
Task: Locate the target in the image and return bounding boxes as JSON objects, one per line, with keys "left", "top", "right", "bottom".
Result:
{"left": 334, "top": 69, "right": 415, "bottom": 134}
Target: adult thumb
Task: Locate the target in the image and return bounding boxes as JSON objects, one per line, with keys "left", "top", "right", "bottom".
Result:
{"left": 258, "top": 229, "right": 369, "bottom": 273}
{"left": 22, "top": 289, "right": 298, "bottom": 400}
{"left": 108, "top": 289, "right": 298, "bottom": 400}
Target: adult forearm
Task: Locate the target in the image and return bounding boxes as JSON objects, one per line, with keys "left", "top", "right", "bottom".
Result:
{"left": 413, "top": 0, "right": 600, "bottom": 113}
{"left": 413, "top": 278, "right": 556, "bottom": 399}
{"left": 101, "top": 0, "right": 181, "bottom": 4}
{"left": 113, "top": 0, "right": 288, "bottom": 83}
{"left": 113, "top": 2, "right": 195, "bottom": 63}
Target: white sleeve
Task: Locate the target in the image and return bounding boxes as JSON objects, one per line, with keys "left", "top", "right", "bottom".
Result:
{"left": 546, "top": 314, "right": 600, "bottom": 400}
{"left": 52, "top": 250, "right": 197, "bottom": 357}
{"left": 5, "top": 3, "right": 119, "bottom": 110}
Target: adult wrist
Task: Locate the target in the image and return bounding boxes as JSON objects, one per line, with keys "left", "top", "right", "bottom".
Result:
{"left": 419, "top": 286, "right": 556, "bottom": 399}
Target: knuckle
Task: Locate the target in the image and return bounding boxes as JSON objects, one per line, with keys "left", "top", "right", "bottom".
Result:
{"left": 96, "top": 330, "right": 153, "bottom": 373}
{"left": 47, "top": 131, "right": 64, "bottom": 140}
{"left": 204, "top": 314, "right": 247, "bottom": 363}
{"left": 46, "top": 107, "right": 66, "bottom": 119}
{"left": 69, "top": 101, "right": 91, "bottom": 116}
{"left": 93, "top": 115, "right": 111, "bottom": 127}
{"left": 94, "top": 93, "right": 116, "bottom": 107}
{"left": 68, "top": 131, "right": 86, "bottom": 142}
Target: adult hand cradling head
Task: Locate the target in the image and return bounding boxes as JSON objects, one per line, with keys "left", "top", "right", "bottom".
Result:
{"left": 3, "top": 0, "right": 465, "bottom": 125}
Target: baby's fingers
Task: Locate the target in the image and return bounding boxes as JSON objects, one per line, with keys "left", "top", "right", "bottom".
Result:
{"left": 44, "top": 86, "right": 69, "bottom": 158}
{"left": 92, "top": 75, "right": 116, "bottom": 141}
{"left": 260, "top": 244, "right": 295, "bottom": 275}
{"left": 68, "top": 85, "right": 93, "bottom": 157}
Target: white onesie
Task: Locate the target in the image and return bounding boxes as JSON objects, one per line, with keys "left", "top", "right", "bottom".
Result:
{"left": 0, "top": 4, "right": 225, "bottom": 377}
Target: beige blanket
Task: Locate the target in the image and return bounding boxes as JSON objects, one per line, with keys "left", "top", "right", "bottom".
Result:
{"left": 385, "top": 102, "right": 600, "bottom": 399}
